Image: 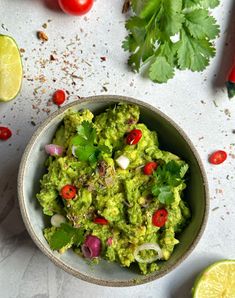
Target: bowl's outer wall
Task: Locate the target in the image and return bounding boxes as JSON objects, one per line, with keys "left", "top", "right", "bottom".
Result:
{"left": 18, "top": 95, "right": 209, "bottom": 286}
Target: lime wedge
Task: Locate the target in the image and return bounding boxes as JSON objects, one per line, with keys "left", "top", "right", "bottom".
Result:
{"left": 0, "top": 35, "right": 23, "bottom": 102}
{"left": 192, "top": 260, "right": 235, "bottom": 298}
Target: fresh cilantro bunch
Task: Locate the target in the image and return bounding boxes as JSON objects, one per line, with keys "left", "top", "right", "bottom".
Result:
{"left": 71, "top": 121, "right": 110, "bottom": 164}
{"left": 152, "top": 160, "right": 188, "bottom": 204}
{"left": 49, "top": 223, "right": 84, "bottom": 250}
{"left": 122, "top": 0, "right": 220, "bottom": 83}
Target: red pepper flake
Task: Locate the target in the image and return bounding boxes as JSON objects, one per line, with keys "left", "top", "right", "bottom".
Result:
{"left": 37, "top": 31, "right": 48, "bottom": 42}
{"left": 100, "top": 56, "right": 106, "bottom": 62}
{"left": 0, "top": 127, "right": 12, "bottom": 141}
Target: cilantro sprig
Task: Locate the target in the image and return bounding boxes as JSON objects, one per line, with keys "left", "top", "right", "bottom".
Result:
{"left": 122, "top": 0, "right": 220, "bottom": 83}
{"left": 152, "top": 160, "right": 189, "bottom": 205}
{"left": 49, "top": 223, "right": 84, "bottom": 250}
{"left": 71, "top": 121, "right": 110, "bottom": 164}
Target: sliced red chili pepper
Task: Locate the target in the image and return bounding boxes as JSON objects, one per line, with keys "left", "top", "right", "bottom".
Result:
{"left": 93, "top": 217, "right": 108, "bottom": 225}
{"left": 209, "top": 150, "right": 227, "bottom": 165}
{"left": 126, "top": 129, "right": 142, "bottom": 145}
{"left": 53, "top": 89, "right": 66, "bottom": 106}
{"left": 152, "top": 208, "right": 168, "bottom": 227}
{"left": 143, "top": 161, "right": 158, "bottom": 175}
{"left": 228, "top": 64, "right": 235, "bottom": 83}
{"left": 60, "top": 184, "right": 77, "bottom": 200}
{"left": 0, "top": 126, "right": 12, "bottom": 140}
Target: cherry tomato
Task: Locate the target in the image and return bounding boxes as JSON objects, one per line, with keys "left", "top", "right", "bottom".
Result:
{"left": 143, "top": 161, "right": 158, "bottom": 175}
{"left": 209, "top": 150, "right": 227, "bottom": 165}
{"left": 93, "top": 217, "right": 108, "bottom": 225}
{"left": 58, "top": 0, "right": 94, "bottom": 16}
{"left": 126, "top": 129, "right": 142, "bottom": 145}
{"left": 0, "top": 127, "right": 12, "bottom": 140}
{"left": 228, "top": 64, "right": 235, "bottom": 83}
{"left": 60, "top": 184, "right": 77, "bottom": 200}
{"left": 53, "top": 90, "right": 66, "bottom": 106}
{"left": 152, "top": 208, "right": 168, "bottom": 227}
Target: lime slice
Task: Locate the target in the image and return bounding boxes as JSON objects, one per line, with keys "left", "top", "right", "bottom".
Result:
{"left": 0, "top": 35, "right": 23, "bottom": 102}
{"left": 192, "top": 260, "right": 235, "bottom": 298}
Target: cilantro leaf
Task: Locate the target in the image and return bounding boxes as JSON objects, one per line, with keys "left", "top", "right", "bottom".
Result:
{"left": 123, "top": 0, "right": 220, "bottom": 83}
{"left": 185, "top": 9, "right": 220, "bottom": 39}
{"left": 177, "top": 29, "right": 215, "bottom": 71}
{"left": 71, "top": 121, "right": 110, "bottom": 164}
{"left": 151, "top": 160, "right": 188, "bottom": 205}
{"left": 149, "top": 56, "right": 175, "bottom": 83}
{"left": 49, "top": 223, "right": 84, "bottom": 250}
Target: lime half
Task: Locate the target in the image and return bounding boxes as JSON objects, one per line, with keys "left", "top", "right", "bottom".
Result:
{"left": 0, "top": 35, "right": 23, "bottom": 102}
{"left": 192, "top": 260, "right": 235, "bottom": 298}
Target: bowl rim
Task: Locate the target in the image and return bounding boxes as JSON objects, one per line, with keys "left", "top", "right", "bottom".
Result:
{"left": 17, "top": 95, "right": 209, "bottom": 287}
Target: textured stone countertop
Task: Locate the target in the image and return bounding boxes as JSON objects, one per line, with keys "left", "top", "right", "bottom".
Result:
{"left": 0, "top": 0, "right": 235, "bottom": 297}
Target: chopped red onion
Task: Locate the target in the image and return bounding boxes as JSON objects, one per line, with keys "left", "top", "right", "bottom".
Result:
{"left": 45, "top": 144, "right": 64, "bottom": 156}
{"left": 106, "top": 237, "right": 113, "bottom": 246}
{"left": 81, "top": 235, "right": 101, "bottom": 258}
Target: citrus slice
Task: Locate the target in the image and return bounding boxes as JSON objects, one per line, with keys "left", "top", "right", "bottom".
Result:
{"left": 0, "top": 35, "right": 23, "bottom": 102}
{"left": 192, "top": 260, "right": 235, "bottom": 298}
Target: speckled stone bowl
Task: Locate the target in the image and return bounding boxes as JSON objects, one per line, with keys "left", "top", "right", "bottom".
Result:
{"left": 18, "top": 95, "right": 209, "bottom": 287}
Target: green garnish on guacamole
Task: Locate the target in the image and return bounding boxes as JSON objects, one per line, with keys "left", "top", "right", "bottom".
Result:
{"left": 37, "top": 103, "right": 190, "bottom": 274}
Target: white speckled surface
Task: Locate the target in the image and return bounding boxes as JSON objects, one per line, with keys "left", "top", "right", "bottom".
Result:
{"left": 0, "top": 1, "right": 235, "bottom": 297}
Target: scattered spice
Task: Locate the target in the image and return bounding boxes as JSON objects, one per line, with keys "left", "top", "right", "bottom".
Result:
{"left": 31, "top": 121, "right": 36, "bottom": 126}
{"left": 37, "top": 31, "right": 48, "bottom": 42}
{"left": 100, "top": 56, "right": 106, "bottom": 62}
{"left": 19, "top": 48, "right": 25, "bottom": 53}
{"left": 212, "top": 207, "right": 219, "bottom": 211}
{"left": 42, "top": 23, "right": 48, "bottom": 29}
{"left": 50, "top": 54, "right": 56, "bottom": 61}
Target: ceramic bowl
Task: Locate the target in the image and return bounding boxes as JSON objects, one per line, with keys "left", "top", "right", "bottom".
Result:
{"left": 18, "top": 95, "right": 209, "bottom": 286}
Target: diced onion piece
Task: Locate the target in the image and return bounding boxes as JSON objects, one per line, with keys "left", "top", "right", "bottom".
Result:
{"left": 45, "top": 144, "right": 64, "bottom": 156}
{"left": 81, "top": 235, "right": 101, "bottom": 258}
{"left": 170, "top": 33, "right": 180, "bottom": 43}
{"left": 106, "top": 237, "right": 113, "bottom": 246}
{"left": 116, "top": 155, "right": 130, "bottom": 170}
{"left": 71, "top": 145, "right": 77, "bottom": 157}
{"left": 134, "top": 243, "right": 163, "bottom": 263}
{"left": 51, "top": 214, "right": 66, "bottom": 227}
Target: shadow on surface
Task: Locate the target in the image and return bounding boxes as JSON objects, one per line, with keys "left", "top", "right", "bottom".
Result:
{"left": 212, "top": 1, "right": 235, "bottom": 89}
{"left": 0, "top": 158, "right": 33, "bottom": 264}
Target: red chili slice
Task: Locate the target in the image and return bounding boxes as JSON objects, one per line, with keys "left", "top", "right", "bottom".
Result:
{"left": 209, "top": 150, "right": 227, "bottom": 165}
{"left": 228, "top": 64, "right": 235, "bottom": 83}
{"left": 0, "top": 127, "right": 12, "bottom": 140}
{"left": 53, "top": 89, "right": 66, "bottom": 106}
{"left": 60, "top": 184, "right": 77, "bottom": 200}
{"left": 143, "top": 161, "right": 158, "bottom": 175}
{"left": 126, "top": 129, "right": 142, "bottom": 145}
{"left": 152, "top": 208, "right": 168, "bottom": 227}
{"left": 93, "top": 217, "right": 108, "bottom": 225}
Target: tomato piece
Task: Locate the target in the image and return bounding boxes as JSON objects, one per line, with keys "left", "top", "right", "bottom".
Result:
{"left": 126, "top": 129, "right": 142, "bottom": 145}
{"left": 58, "top": 0, "right": 94, "bottom": 16}
{"left": 60, "top": 184, "right": 77, "bottom": 200}
{"left": 143, "top": 161, "right": 158, "bottom": 175}
{"left": 228, "top": 64, "right": 235, "bottom": 83}
{"left": 0, "top": 126, "right": 12, "bottom": 140}
{"left": 152, "top": 209, "right": 168, "bottom": 227}
{"left": 93, "top": 217, "right": 108, "bottom": 225}
{"left": 53, "top": 90, "right": 66, "bottom": 106}
{"left": 209, "top": 150, "right": 227, "bottom": 165}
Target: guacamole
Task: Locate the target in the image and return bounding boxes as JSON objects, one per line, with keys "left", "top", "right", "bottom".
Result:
{"left": 37, "top": 103, "right": 190, "bottom": 274}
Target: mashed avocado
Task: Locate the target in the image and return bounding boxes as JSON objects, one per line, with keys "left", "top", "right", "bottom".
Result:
{"left": 37, "top": 103, "right": 190, "bottom": 275}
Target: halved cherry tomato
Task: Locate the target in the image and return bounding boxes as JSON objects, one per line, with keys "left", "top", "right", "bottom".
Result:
{"left": 60, "top": 184, "right": 77, "bottom": 200}
{"left": 228, "top": 64, "right": 235, "bottom": 83}
{"left": 143, "top": 161, "right": 158, "bottom": 175}
{"left": 93, "top": 217, "right": 108, "bottom": 225}
{"left": 209, "top": 150, "right": 227, "bottom": 165}
{"left": 53, "top": 90, "right": 66, "bottom": 106}
{"left": 58, "top": 0, "right": 94, "bottom": 16}
{"left": 152, "top": 208, "right": 168, "bottom": 227}
{"left": 0, "top": 127, "right": 12, "bottom": 140}
{"left": 126, "top": 129, "right": 142, "bottom": 145}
